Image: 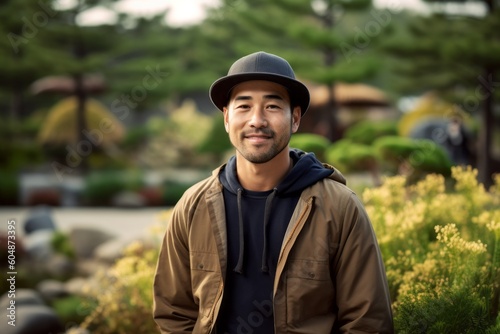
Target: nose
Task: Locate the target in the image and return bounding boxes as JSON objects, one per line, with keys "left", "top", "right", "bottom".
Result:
{"left": 248, "top": 106, "right": 267, "bottom": 128}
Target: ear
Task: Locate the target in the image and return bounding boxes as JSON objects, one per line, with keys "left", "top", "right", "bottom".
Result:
{"left": 291, "top": 106, "right": 301, "bottom": 133}
{"left": 223, "top": 107, "right": 229, "bottom": 133}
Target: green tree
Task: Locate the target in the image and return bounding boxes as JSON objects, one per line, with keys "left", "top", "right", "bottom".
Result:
{"left": 205, "top": 0, "right": 383, "bottom": 141}
{"left": 382, "top": 0, "right": 500, "bottom": 187}
{"left": 0, "top": 0, "right": 63, "bottom": 120}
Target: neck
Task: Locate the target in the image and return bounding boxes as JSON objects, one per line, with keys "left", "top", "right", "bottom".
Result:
{"left": 235, "top": 149, "right": 292, "bottom": 192}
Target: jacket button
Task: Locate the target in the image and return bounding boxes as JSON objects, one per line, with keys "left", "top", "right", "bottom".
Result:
{"left": 308, "top": 272, "right": 315, "bottom": 278}
{"left": 198, "top": 264, "right": 204, "bottom": 269}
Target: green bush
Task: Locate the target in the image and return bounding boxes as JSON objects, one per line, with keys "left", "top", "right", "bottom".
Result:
{"left": 344, "top": 120, "right": 398, "bottom": 145}
{"left": 289, "top": 133, "right": 330, "bottom": 161}
{"left": 0, "top": 141, "right": 45, "bottom": 171}
{"left": 83, "top": 169, "right": 144, "bottom": 205}
{"left": 121, "top": 124, "right": 151, "bottom": 149}
{"left": 0, "top": 170, "right": 19, "bottom": 205}
{"left": 197, "top": 113, "right": 232, "bottom": 156}
{"left": 162, "top": 180, "right": 194, "bottom": 206}
{"left": 0, "top": 117, "right": 44, "bottom": 139}
{"left": 374, "top": 136, "right": 452, "bottom": 175}
{"left": 51, "top": 231, "right": 75, "bottom": 259}
{"left": 325, "top": 139, "right": 377, "bottom": 173}
{"left": 52, "top": 295, "right": 91, "bottom": 326}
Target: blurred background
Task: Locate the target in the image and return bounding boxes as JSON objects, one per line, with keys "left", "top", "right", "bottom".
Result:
{"left": 0, "top": 0, "right": 499, "bottom": 333}
{"left": 0, "top": 0, "right": 498, "bottom": 209}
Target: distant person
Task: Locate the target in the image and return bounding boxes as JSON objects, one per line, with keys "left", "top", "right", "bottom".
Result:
{"left": 445, "top": 117, "right": 471, "bottom": 166}
{"left": 153, "top": 51, "right": 394, "bottom": 333}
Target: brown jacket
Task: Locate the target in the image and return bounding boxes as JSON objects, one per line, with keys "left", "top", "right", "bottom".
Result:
{"left": 153, "top": 164, "right": 394, "bottom": 333}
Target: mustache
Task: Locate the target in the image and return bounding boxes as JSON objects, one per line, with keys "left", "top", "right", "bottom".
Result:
{"left": 242, "top": 129, "right": 274, "bottom": 137}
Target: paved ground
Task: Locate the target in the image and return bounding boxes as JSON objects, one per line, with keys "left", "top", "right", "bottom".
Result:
{"left": 0, "top": 207, "right": 167, "bottom": 239}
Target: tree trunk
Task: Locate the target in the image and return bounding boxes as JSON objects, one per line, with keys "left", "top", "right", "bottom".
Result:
{"left": 477, "top": 68, "right": 494, "bottom": 189}
{"left": 72, "top": 0, "right": 88, "bottom": 174}
{"left": 321, "top": 0, "right": 341, "bottom": 142}
{"left": 477, "top": 0, "right": 495, "bottom": 189}
{"left": 10, "top": 89, "right": 23, "bottom": 121}
{"left": 74, "top": 73, "right": 88, "bottom": 174}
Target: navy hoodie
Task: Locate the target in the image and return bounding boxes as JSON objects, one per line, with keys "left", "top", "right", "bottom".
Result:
{"left": 215, "top": 149, "right": 333, "bottom": 334}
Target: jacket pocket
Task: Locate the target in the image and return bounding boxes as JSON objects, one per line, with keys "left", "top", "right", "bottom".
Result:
{"left": 285, "top": 259, "right": 335, "bottom": 325}
{"left": 190, "top": 251, "right": 221, "bottom": 318}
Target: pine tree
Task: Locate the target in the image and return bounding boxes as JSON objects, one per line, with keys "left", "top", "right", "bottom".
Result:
{"left": 0, "top": 0, "right": 63, "bottom": 120}
{"left": 383, "top": 0, "right": 500, "bottom": 187}
{"left": 204, "top": 0, "right": 383, "bottom": 141}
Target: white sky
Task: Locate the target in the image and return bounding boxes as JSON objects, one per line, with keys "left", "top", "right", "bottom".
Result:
{"left": 66, "top": 0, "right": 486, "bottom": 27}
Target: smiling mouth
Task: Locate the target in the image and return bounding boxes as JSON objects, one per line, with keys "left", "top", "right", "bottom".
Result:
{"left": 246, "top": 135, "right": 271, "bottom": 144}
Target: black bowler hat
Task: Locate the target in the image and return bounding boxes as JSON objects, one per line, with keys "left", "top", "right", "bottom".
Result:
{"left": 209, "top": 51, "right": 310, "bottom": 115}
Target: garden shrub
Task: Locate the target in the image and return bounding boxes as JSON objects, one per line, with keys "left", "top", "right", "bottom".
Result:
{"left": 51, "top": 231, "right": 75, "bottom": 259}
{"left": 37, "top": 97, "right": 125, "bottom": 146}
{"left": 162, "top": 179, "right": 197, "bottom": 206}
{"left": 289, "top": 133, "right": 330, "bottom": 161}
{"left": 52, "top": 295, "right": 90, "bottom": 326}
{"left": 143, "top": 100, "right": 214, "bottom": 168}
{"left": 363, "top": 166, "right": 500, "bottom": 332}
{"left": 121, "top": 124, "right": 151, "bottom": 149}
{"left": 325, "top": 139, "right": 378, "bottom": 173}
{"left": 0, "top": 169, "right": 19, "bottom": 205}
{"left": 343, "top": 120, "right": 398, "bottom": 145}
{"left": 78, "top": 217, "right": 167, "bottom": 334}
{"left": 74, "top": 169, "right": 500, "bottom": 333}
{"left": 197, "top": 113, "right": 232, "bottom": 158}
{"left": 374, "top": 136, "right": 453, "bottom": 177}
{"left": 83, "top": 169, "right": 144, "bottom": 205}
{"left": 0, "top": 141, "right": 45, "bottom": 171}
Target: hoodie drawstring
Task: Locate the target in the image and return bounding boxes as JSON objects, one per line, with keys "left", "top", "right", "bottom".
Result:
{"left": 234, "top": 188, "right": 245, "bottom": 274}
{"left": 233, "top": 187, "right": 278, "bottom": 275}
{"left": 261, "top": 188, "right": 277, "bottom": 273}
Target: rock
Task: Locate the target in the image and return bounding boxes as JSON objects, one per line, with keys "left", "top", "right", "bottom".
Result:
{"left": 69, "top": 227, "right": 114, "bottom": 259}
{"left": 64, "top": 277, "right": 88, "bottom": 296}
{"left": 1, "top": 305, "right": 64, "bottom": 334}
{"left": 36, "top": 280, "right": 68, "bottom": 303}
{"left": 0, "top": 290, "right": 63, "bottom": 334}
{"left": 66, "top": 327, "right": 90, "bottom": 334}
{"left": 111, "top": 191, "right": 146, "bottom": 208}
{"left": 46, "top": 253, "right": 75, "bottom": 278}
{"left": 75, "top": 258, "right": 109, "bottom": 277}
{"left": 65, "top": 276, "right": 101, "bottom": 298}
{"left": 93, "top": 238, "right": 130, "bottom": 263}
{"left": 23, "top": 207, "right": 56, "bottom": 235}
{"left": 0, "top": 289, "right": 45, "bottom": 309}
{"left": 23, "top": 230, "right": 54, "bottom": 261}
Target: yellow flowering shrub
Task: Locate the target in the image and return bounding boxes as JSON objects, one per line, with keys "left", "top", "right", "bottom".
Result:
{"left": 73, "top": 169, "right": 500, "bottom": 333}
{"left": 364, "top": 167, "right": 500, "bottom": 333}
{"left": 79, "top": 242, "right": 159, "bottom": 334}
{"left": 78, "top": 210, "right": 171, "bottom": 334}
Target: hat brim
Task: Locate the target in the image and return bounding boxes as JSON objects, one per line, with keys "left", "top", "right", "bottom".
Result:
{"left": 209, "top": 72, "right": 310, "bottom": 116}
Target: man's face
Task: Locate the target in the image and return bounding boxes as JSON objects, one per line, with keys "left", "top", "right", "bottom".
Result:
{"left": 223, "top": 80, "right": 301, "bottom": 164}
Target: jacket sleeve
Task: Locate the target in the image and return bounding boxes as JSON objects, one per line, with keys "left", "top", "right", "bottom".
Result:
{"left": 334, "top": 193, "right": 394, "bottom": 333}
{"left": 153, "top": 202, "right": 198, "bottom": 333}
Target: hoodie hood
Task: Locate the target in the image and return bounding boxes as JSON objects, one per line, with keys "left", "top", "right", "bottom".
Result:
{"left": 220, "top": 148, "right": 344, "bottom": 196}
{"left": 219, "top": 149, "right": 345, "bottom": 275}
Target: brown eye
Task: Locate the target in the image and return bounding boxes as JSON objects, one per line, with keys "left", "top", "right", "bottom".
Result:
{"left": 236, "top": 104, "right": 250, "bottom": 110}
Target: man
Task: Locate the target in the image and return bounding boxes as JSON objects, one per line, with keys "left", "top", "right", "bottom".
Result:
{"left": 153, "top": 51, "right": 394, "bottom": 333}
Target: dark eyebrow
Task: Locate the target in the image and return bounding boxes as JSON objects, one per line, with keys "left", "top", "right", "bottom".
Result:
{"left": 234, "top": 94, "right": 284, "bottom": 101}
{"left": 234, "top": 95, "right": 252, "bottom": 101}
{"left": 264, "top": 94, "right": 285, "bottom": 101}
{"left": 233, "top": 94, "right": 285, "bottom": 102}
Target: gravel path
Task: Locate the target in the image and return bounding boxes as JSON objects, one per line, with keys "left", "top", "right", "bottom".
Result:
{"left": 0, "top": 207, "right": 167, "bottom": 239}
